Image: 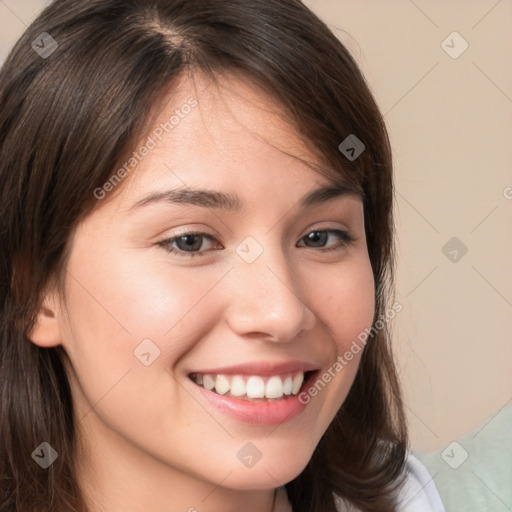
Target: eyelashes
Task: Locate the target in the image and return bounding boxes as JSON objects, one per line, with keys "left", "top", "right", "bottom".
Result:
{"left": 157, "top": 228, "right": 356, "bottom": 259}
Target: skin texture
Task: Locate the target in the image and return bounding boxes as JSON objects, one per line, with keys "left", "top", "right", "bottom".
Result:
{"left": 29, "top": 71, "right": 375, "bottom": 512}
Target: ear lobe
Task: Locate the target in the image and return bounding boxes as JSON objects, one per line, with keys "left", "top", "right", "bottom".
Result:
{"left": 28, "top": 293, "right": 63, "bottom": 348}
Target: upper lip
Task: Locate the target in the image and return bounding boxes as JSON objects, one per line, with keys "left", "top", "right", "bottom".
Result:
{"left": 189, "top": 360, "right": 320, "bottom": 376}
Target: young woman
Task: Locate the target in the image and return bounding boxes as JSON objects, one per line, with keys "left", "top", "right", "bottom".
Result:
{"left": 0, "top": 1, "right": 445, "bottom": 511}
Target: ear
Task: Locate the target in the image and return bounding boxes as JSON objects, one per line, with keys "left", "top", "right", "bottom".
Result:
{"left": 28, "top": 291, "right": 64, "bottom": 348}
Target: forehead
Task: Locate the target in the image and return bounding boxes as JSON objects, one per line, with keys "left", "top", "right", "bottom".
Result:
{"left": 101, "top": 70, "right": 358, "bottom": 213}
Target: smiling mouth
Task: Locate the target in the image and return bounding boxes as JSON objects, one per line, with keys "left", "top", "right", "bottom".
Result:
{"left": 189, "top": 371, "right": 316, "bottom": 402}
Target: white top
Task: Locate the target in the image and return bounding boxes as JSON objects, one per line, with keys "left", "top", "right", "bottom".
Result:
{"left": 392, "top": 453, "right": 446, "bottom": 512}
{"left": 275, "top": 453, "right": 446, "bottom": 511}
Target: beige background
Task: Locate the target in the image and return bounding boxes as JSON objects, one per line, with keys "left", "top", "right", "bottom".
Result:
{"left": 1, "top": 0, "right": 511, "bottom": 453}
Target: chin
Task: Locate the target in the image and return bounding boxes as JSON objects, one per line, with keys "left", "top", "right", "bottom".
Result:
{"left": 221, "top": 448, "right": 313, "bottom": 491}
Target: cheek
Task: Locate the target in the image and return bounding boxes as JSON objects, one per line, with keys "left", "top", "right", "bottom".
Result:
{"left": 59, "top": 243, "right": 231, "bottom": 417}
{"left": 300, "top": 256, "right": 375, "bottom": 409}
{"left": 59, "top": 259, "right": 221, "bottom": 447}
{"left": 315, "top": 256, "right": 376, "bottom": 352}
{"left": 63, "top": 238, "right": 224, "bottom": 352}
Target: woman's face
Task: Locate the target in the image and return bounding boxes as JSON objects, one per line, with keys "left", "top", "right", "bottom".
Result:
{"left": 46, "top": 72, "right": 375, "bottom": 504}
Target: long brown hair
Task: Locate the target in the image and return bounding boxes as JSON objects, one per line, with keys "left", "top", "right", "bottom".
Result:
{"left": 0, "top": 1, "right": 407, "bottom": 511}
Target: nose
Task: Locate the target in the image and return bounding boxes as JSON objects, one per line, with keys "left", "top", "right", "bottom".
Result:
{"left": 224, "top": 242, "right": 316, "bottom": 342}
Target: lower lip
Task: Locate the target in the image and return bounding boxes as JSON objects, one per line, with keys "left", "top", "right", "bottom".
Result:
{"left": 190, "top": 372, "right": 317, "bottom": 425}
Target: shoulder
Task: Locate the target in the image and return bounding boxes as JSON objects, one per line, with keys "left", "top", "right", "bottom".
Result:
{"left": 395, "top": 452, "right": 446, "bottom": 511}
{"left": 333, "top": 452, "right": 446, "bottom": 512}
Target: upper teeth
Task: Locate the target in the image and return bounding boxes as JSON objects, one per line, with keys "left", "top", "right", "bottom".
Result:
{"left": 192, "top": 372, "right": 305, "bottom": 399}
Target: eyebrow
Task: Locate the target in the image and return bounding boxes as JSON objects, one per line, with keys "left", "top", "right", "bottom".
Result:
{"left": 129, "top": 181, "right": 361, "bottom": 213}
